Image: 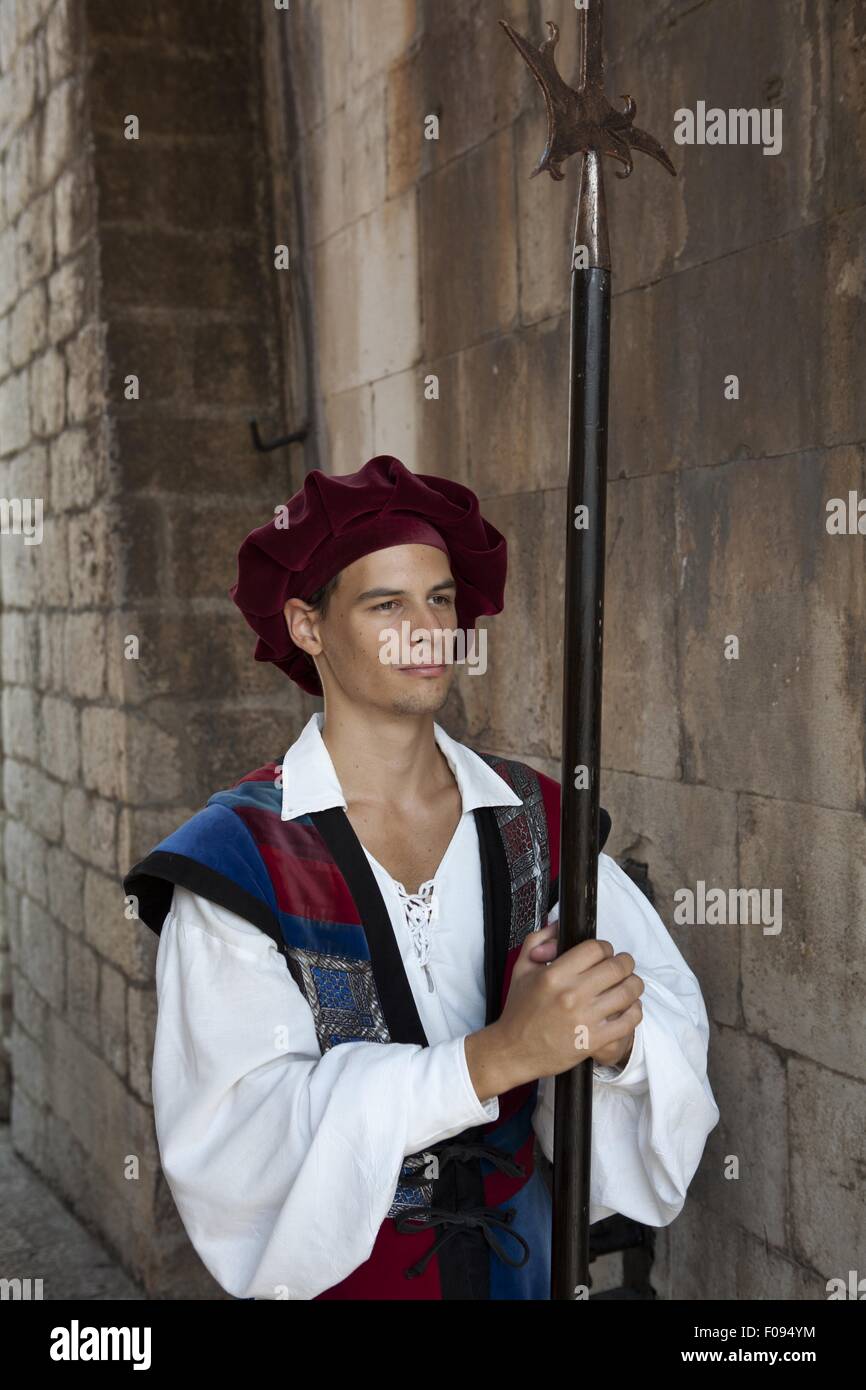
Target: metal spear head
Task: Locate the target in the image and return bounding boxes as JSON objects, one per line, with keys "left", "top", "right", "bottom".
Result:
{"left": 501, "top": 6, "right": 676, "bottom": 182}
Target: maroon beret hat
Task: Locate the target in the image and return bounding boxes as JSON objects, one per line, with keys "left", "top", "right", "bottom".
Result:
{"left": 228, "top": 454, "right": 508, "bottom": 697}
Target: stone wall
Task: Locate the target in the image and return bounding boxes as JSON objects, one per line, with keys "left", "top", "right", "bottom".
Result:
{"left": 0, "top": 0, "right": 863, "bottom": 1300}
{"left": 0, "top": 0, "right": 306, "bottom": 1295}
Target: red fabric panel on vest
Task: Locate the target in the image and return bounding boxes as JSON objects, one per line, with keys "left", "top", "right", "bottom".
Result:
{"left": 313, "top": 1219, "right": 443, "bottom": 1300}
{"left": 536, "top": 770, "right": 561, "bottom": 883}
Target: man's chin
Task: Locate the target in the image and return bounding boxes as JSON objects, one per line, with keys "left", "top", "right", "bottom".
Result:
{"left": 387, "top": 666, "right": 454, "bottom": 713}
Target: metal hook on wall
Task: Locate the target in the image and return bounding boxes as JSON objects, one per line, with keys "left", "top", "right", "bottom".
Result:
{"left": 249, "top": 418, "right": 309, "bottom": 452}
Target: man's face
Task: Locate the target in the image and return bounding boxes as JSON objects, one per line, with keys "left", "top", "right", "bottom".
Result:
{"left": 285, "top": 544, "right": 461, "bottom": 714}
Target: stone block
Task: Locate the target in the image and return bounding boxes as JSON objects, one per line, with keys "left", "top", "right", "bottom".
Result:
{"left": 2, "top": 682, "right": 38, "bottom": 760}
{"left": 37, "top": 611, "right": 65, "bottom": 692}
{"left": 343, "top": 74, "right": 387, "bottom": 227}
{"left": 410, "top": 0, "right": 530, "bottom": 172}
{"left": 290, "top": 0, "right": 351, "bottom": 133}
{"left": 458, "top": 315, "right": 568, "bottom": 498}
{"left": 65, "top": 931, "right": 100, "bottom": 1051}
{"left": 117, "top": 497, "right": 166, "bottom": 603}
{"left": 62, "top": 611, "right": 107, "bottom": 700}
{"left": 39, "top": 693, "right": 79, "bottom": 783}
{"left": 99, "top": 227, "right": 266, "bottom": 315}
{"left": 821, "top": 206, "right": 866, "bottom": 447}
{"left": 66, "top": 321, "right": 105, "bottom": 424}
{"left": 1, "top": 611, "right": 37, "bottom": 684}
{"left": 350, "top": 0, "right": 417, "bottom": 91}
{"left": 113, "top": 413, "right": 285, "bottom": 498}
{"left": 62, "top": 788, "right": 117, "bottom": 875}
{"left": 16, "top": 190, "right": 53, "bottom": 290}
{"left": 371, "top": 370, "right": 417, "bottom": 470}
{"left": 9, "top": 281, "right": 47, "bottom": 367}
{"left": 306, "top": 109, "right": 347, "bottom": 245}
{"left": 324, "top": 384, "right": 374, "bottom": 475}
{"left": 86, "top": 0, "right": 248, "bottom": 47}
{"left": 124, "top": 715, "right": 185, "bottom": 804}
{"left": 99, "top": 959, "right": 127, "bottom": 1080}
{"left": 127, "top": 983, "right": 155, "bottom": 1105}
{"left": 419, "top": 127, "right": 517, "bottom": 360}
{"left": 29, "top": 344, "right": 66, "bottom": 436}
{"left": 679, "top": 447, "right": 866, "bottom": 809}
{"left": 46, "top": 841, "right": 85, "bottom": 935}
{"left": 689, "top": 1024, "right": 787, "bottom": 1247}
{"left": 460, "top": 488, "right": 558, "bottom": 760}
{"left": 0, "top": 0, "right": 19, "bottom": 74}
{"left": 88, "top": 44, "right": 253, "bottom": 139}
{"left": 740, "top": 794, "right": 866, "bottom": 1080}
{"left": 3, "top": 123, "right": 37, "bottom": 227}
{"left": 602, "top": 770, "right": 739, "bottom": 1026}
{"left": 19, "top": 894, "right": 65, "bottom": 1009}
{"left": 190, "top": 320, "right": 277, "bottom": 407}
{"left": 316, "top": 192, "right": 420, "bottom": 394}
{"left": 605, "top": 0, "right": 832, "bottom": 291}
{"left": 54, "top": 163, "right": 96, "bottom": 259}
{"left": 45, "top": 0, "right": 80, "bottom": 88}
{"left": 399, "top": 349, "right": 460, "bottom": 480}
{"left": 0, "top": 367, "right": 30, "bottom": 455}
{"left": 659, "top": 1194, "right": 826, "bottom": 1299}
{"left": 12, "top": 761, "right": 63, "bottom": 844}
{"left": 48, "top": 248, "right": 96, "bottom": 346}
{"left": 168, "top": 498, "right": 269, "bottom": 600}
{"left": 39, "top": 76, "right": 79, "bottom": 188}
{"left": 789, "top": 1057, "right": 866, "bottom": 1283}
{"left": 68, "top": 506, "right": 118, "bottom": 607}
{"left": 49, "top": 419, "right": 107, "bottom": 512}
{"left": 80, "top": 706, "right": 127, "bottom": 800}
{"left": 385, "top": 51, "right": 425, "bottom": 201}
{"left": 84, "top": 866, "right": 156, "bottom": 984}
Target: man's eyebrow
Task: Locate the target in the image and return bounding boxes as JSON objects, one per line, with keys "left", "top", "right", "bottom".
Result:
{"left": 354, "top": 579, "right": 457, "bottom": 604}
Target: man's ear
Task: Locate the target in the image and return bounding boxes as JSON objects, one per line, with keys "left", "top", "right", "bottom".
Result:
{"left": 283, "top": 597, "right": 322, "bottom": 656}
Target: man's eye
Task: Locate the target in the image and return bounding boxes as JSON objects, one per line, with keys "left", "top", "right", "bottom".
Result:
{"left": 431, "top": 594, "right": 454, "bottom": 605}
{"left": 373, "top": 600, "right": 398, "bottom": 611}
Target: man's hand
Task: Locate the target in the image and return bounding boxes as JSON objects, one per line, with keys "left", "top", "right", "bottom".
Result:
{"left": 511, "top": 920, "right": 639, "bottom": 1070}
{"left": 470, "top": 920, "right": 643, "bottom": 1095}
{"left": 599, "top": 1030, "right": 634, "bottom": 1070}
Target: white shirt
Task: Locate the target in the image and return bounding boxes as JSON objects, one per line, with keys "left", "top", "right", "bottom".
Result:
{"left": 151, "top": 712, "right": 719, "bottom": 1299}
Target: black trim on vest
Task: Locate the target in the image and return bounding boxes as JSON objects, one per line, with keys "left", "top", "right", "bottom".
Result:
{"left": 425, "top": 808, "right": 514, "bottom": 1299}
{"left": 123, "top": 851, "right": 283, "bottom": 947}
{"left": 424, "top": 1124, "right": 494, "bottom": 1299}
{"left": 308, "top": 807, "right": 429, "bottom": 1049}
{"left": 474, "top": 807, "right": 513, "bottom": 1027}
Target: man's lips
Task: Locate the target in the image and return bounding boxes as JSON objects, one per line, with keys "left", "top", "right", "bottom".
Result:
{"left": 397, "top": 662, "right": 447, "bottom": 675}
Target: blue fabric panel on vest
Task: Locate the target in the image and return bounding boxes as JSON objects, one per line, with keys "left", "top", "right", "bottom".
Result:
{"left": 152, "top": 803, "right": 280, "bottom": 918}
{"left": 277, "top": 912, "right": 371, "bottom": 960}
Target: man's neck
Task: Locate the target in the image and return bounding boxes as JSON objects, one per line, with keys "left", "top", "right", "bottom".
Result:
{"left": 320, "top": 707, "right": 454, "bottom": 811}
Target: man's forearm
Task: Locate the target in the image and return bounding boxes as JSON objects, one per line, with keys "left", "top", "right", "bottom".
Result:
{"left": 466, "top": 1021, "right": 635, "bottom": 1103}
{"left": 464, "top": 1023, "right": 523, "bottom": 1102}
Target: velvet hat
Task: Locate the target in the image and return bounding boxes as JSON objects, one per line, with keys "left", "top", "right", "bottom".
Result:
{"left": 228, "top": 455, "right": 507, "bottom": 696}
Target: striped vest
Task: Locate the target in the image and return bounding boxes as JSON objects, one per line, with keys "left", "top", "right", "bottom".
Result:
{"left": 125, "top": 744, "right": 609, "bottom": 1299}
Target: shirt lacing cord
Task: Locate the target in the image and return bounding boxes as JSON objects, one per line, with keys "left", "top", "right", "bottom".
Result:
{"left": 393, "top": 1140, "right": 530, "bottom": 1279}
{"left": 393, "top": 877, "right": 439, "bottom": 991}
{"left": 393, "top": 877, "right": 437, "bottom": 961}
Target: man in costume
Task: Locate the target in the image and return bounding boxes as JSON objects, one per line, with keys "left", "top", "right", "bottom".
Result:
{"left": 123, "top": 454, "right": 719, "bottom": 1301}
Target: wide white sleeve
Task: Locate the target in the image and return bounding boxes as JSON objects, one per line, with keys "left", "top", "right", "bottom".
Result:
{"left": 531, "top": 853, "right": 720, "bottom": 1226}
{"left": 151, "top": 884, "right": 497, "bottom": 1301}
